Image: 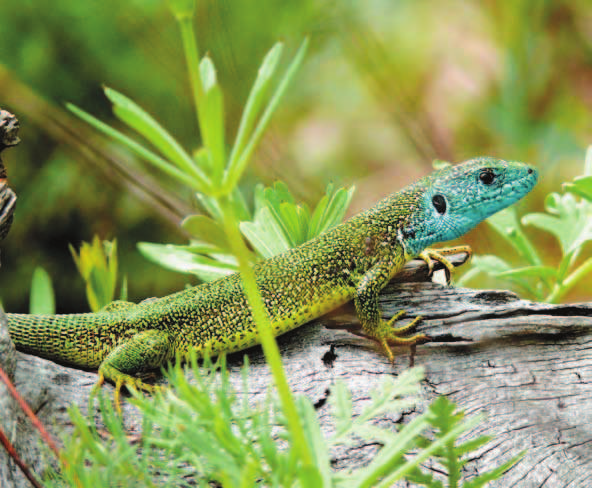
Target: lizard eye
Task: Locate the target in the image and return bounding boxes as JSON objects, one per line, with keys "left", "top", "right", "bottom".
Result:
{"left": 479, "top": 169, "right": 495, "bottom": 185}
{"left": 432, "top": 194, "right": 447, "bottom": 215}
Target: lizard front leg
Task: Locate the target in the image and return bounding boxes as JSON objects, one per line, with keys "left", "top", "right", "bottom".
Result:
{"left": 418, "top": 245, "right": 472, "bottom": 282}
{"left": 353, "top": 258, "right": 428, "bottom": 361}
{"left": 94, "top": 329, "right": 172, "bottom": 412}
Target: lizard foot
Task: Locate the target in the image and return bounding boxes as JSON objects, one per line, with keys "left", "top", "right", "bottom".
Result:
{"left": 353, "top": 311, "right": 429, "bottom": 362}
{"left": 378, "top": 311, "right": 429, "bottom": 362}
{"left": 92, "top": 369, "right": 163, "bottom": 416}
{"left": 418, "top": 245, "right": 472, "bottom": 283}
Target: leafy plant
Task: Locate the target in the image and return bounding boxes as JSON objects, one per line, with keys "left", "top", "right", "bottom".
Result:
{"left": 47, "top": 359, "right": 521, "bottom": 487}
{"left": 138, "top": 182, "right": 355, "bottom": 281}
{"left": 69, "top": 236, "right": 127, "bottom": 312}
{"left": 28, "top": 267, "right": 55, "bottom": 315}
{"left": 69, "top": 0, "right": 320, "bottom": 475}
{"left": 459, "top": 145, "right": 592, "bottom": 303}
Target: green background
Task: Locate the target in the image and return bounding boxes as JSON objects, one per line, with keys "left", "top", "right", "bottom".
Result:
{"left": 1, "top": 0, "right": 591, "bottom": 311}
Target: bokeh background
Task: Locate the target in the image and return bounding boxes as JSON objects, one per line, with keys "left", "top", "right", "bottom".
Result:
{"left": 0, "top": 0, "right": 591, "bottom": 312}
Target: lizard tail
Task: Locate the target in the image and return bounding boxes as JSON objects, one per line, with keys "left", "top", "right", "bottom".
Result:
{"left": 6, "top": 313, "right": 113, "bottom": 368}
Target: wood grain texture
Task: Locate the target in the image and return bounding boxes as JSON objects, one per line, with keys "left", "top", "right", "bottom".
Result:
{"left": 2, "top": 253, "right": 591, "bottom": 487}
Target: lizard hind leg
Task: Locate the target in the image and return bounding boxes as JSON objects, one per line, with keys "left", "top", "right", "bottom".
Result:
{"left": 376, "top": 312, "right": 427, "bottom": 362}
{"left": 94, "top": 329, "right": 172, "bottom": 413}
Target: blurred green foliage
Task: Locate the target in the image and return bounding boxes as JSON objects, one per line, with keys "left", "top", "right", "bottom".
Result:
{"left": 1, "top": 0, "right": 591, "bottom": 311}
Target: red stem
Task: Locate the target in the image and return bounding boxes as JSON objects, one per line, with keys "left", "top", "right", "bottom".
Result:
{"left": 0, "top": 425, "right": 44, "bottom": 488}
{"left": 0, "top": 366, "right": 63, "bottom": 461}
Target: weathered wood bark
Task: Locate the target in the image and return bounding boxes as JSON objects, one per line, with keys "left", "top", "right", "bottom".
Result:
{"left": 2, "top": 253, "right": 592, "bottom": 487}
{"left": 0, "top": 109, "right": 25, "bottom": 488}
{"left": 0, "top": 109, "right": 18, "bottom": 243}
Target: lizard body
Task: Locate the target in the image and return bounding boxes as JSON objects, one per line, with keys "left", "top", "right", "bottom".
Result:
{"left": 7, "top": 157, "right": 538, "bottom": 392}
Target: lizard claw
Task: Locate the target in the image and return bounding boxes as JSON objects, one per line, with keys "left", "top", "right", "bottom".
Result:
{"left": 355, "top": 312, "right": 429, "bottom": 363}
{"left": 418, "top": 246, "right": 472, "bottom": 284}
{"left": 91, "top": 370, "right": 163, "bottom": 416}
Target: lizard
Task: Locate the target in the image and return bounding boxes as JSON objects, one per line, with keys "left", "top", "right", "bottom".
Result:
{"left": 6, "top": 157, "right": 538, "bottom": 402}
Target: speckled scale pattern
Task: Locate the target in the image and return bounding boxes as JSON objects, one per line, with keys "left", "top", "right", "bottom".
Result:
{"left": 6, "top": 157, "right": 538, "bottom": 389}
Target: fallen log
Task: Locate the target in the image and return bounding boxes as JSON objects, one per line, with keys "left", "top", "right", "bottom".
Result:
{"left": 2, "top": 253, "right": 591, "bottom": 487}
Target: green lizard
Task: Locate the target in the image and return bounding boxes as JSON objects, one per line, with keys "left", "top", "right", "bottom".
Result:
{"left": 7, "top": 157, "right": 537, "bottom": 399}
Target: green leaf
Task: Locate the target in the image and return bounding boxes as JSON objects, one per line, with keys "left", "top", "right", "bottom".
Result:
{"left": 373, "top": 414, "right": 483, "bottom": 488}
{"left": 453, "top": 435, "right": 491, "bottom": 457}
{"left": 356, "top": 368, "right": 424, "bottom": 425}
{"left": 69, "top": 237, "right": 118, "bottom": 312}
{"left": 496, "top": 265, "right": 558, "bottom": 280}
{"left": 167, "top": 0, "right": 195, "bottom": 19}
{"left": 563, "top": 175, "right": 592, "bottom": 202}
{"left": 119, "top": 275, "right": 128, "bottom": 302}
{"left": 522, "top": 192, "right": 592, "bottom": 255}
{"left": 280, "top": 202, "right": 310, "bottom": 245}
{"left": 29, "top": 267, "right": 55, "bottom": 315}
{"left": 296, "top": 396, "right": 332, "bottom": 487}
{"left": 355, "top": 413, "right": 431, "bottom": 487}
{"left": 226, "top": 43, "right": 284, "bottom": 189}
{"left": 457, "top": 254, "right": 512, "bottom": 286}
{"left": 68, "top": 103, "right": 203, "bottom": 191}
{"left": 330, "top": 381, "right": 353, "bottom": 437}
{"left": 257, "top": 182, "right": 310, "bottom": 247}
{"left": 137, "top": 242, "right": 237, "bottom": 281}
{"left": 308, "top": 184, "right": 355, "bottom": 240}
{"left": 463, "top": 451, "right": 525, "bottom": 488}
{"left": 105, "top": 239, "right": 118, "bottom": 301}
{"left": 229, "top": 188, "right": 251, "bottom": 222}
{"left": 181, "top": 214, "right": 229, "bottom": 250}
{"left": 193, "top": 146, "right": 213, "bottom": 177}
{"left": 87, "top": 267, "right": 111, "bottom": 312}
{"left": 224, "top": 39, "right": 309, "bottom": 192}
{"left": 103, "top": 87, "right": 210, "bottom": 189}
{"left": 486, "top": 207, "right": 541, "bottom": 266}
{"left": 240, "top": 206, "right": 292, "bottom": 258}
{"left": 198, "top": 57, "right": 226, "bottom": 182}
{"left": 459, "top": 254, "right": 542, "bottom": 299}
{"left": 330, "top": 368, "right": 423, "bottom": 447}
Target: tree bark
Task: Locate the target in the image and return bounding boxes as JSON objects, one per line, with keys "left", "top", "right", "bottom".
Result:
{"left": 0, "top": 109, "right": 28, "bottom": 488}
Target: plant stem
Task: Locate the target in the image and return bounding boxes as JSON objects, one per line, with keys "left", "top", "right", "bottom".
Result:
{"left": 546, "top": 256, "right": 592, "bottom": 303}
{"left": 218, "top": 195, "right": 314, "bottom": 469}
{"left": 446, "top": 440, "right": 459, "bottom": 488}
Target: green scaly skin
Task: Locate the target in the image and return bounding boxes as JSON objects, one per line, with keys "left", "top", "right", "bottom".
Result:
{"left": 7, "top": 157, "right": 538, "bottom": 393}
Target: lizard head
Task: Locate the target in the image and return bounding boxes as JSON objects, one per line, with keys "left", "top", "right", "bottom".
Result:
{"left": 402, "top": 157, "right": 538, "bottom": 256}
